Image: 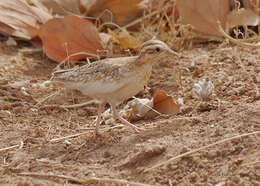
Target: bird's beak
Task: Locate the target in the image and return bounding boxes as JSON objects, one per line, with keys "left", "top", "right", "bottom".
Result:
{"left": 166, "top": 48, "right": 180, "bottom": 57}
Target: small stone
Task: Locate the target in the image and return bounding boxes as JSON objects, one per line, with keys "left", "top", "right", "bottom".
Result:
{"left": 180, "top": 146, "right": 189, "bottom": 154}
{"left": 197, "top": 102, "right": 214, "bottom": 112}
{"left": 189, "top": 171, "right": 199, "bottom": 182}
{"left": 207, "top": 150, "right": 217, "bottom": 159}
{"left": 231, "top": 175, "right": 240, "bottom": 183}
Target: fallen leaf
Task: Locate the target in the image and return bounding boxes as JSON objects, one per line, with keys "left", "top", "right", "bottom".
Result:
{"left": 30, "top": 0, "right": 82, "bottom": 15}
{"left": 177, "top": 0, "right": 260, "bottom": 38}
{"left": 0, "top": 0, "right": 52, "bottom": 39}
{"left": 176, "top": 0, "right": 230, "bottom": 38}
{"left": 153, "top": 90, "right": 180, "bottom": 115}
{"left": 36, "top": 15, "right": 104, "bottom": 63}
{"left": 87, "top": 0, "right": 143, "bottom": 26}
{"left": 129, "top": 90, "right": 180, "bottom": 121}
{"left": 108, "top": 28, "right": 141, "bottom": 50}
{"left": 227, "top": 8, "right": 259, "bottom": 28}
{"left": 192, "top": 78, "right": 214, "bottom": 101}
{"left": 243, "top": 0, "right": 260, "bottom": 12}
{"left": 130, "top": 98, "right": 153, "bottom": 118}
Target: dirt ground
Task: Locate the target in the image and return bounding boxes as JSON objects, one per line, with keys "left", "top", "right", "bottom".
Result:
{"left": 0, "top": 37, "right": 260, "bottom": 186}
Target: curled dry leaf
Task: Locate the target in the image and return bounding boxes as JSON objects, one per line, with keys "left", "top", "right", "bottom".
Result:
{"left": 243, "top": 0, "right": 260, "bottom": 12}
{"left": 177, "top": 0, "right": 260, "bottom": 38}
{"left": 130, "top": 98, "right": 153, "bottom": 118}
{"left": 31, "top": 0, "right": 82, "bottom": 15}
{"left": 130, "top": 90, "right": 180, "bottom": 120}
{"left": 0, "top": 0, "right": 52, "bottom": 39}
{"left": 35, "top": 15, "right": 104, "bottom": 63}
{"left": 227, "top": 8, "right": 259, "bottom": 28}
{"left": 192, "top": 78, "right": 214, "bottom": 101}
{"left": 176, "top": 0, "right": 230, "bottom": 38}
{"left": 87, "top": 0, "right": 143, "bottom": 26}
{"left": 153, "top": 90, "right": 180, "bottom": 115}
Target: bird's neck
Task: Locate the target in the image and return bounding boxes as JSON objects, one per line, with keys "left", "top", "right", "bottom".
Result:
{"left": 133, "top": 53, "right": 154, "bottom": 66}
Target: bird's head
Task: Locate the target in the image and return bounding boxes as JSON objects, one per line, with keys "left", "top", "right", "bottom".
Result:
{"left": 137, "top": 39, "right": 179, "bottom": 65}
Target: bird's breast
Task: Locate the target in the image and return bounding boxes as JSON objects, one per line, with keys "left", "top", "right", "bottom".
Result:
{"left": 63, "top": 64, "right": 153, "bottom": 105}
{"left": 105, "top": 64, "right": 152, "bottom": 105}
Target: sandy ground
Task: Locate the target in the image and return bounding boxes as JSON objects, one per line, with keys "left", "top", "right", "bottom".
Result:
{"left": 0, "top": 38, "right": 259, "bottom": 186}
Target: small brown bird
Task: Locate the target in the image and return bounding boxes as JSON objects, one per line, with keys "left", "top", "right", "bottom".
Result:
{"left": 51, "top": 39, "right": 179, "bottom": 134}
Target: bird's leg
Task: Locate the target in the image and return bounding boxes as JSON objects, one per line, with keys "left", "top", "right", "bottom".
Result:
{"left": 95, "top": 102, "right": 107, "bottom": 135}
{"left": 111, "top": 104, "right": 143, "bottom": 133}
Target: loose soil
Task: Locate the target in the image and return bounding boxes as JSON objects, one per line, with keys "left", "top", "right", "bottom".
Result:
{"left": 0, "top": 38, "right": 259, "bottom": 185}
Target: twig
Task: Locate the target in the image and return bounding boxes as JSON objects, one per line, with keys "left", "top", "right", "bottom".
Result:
{"left": 18, "top": 172, "right": 152, "bottom": 186}
{"left": 0, "top": 141, "right": 23, "bottom": 152}
{"left": 0, "top": 144, "right": 19, "bottom": 152}
{"left": 98, "top": 22, "right": 124, "bottom": 32}
{"left": 50, "top": 125, "right": 125, "bottom": 142}
{"left": 123, "top": 10, "right": 160, "bottom": 29}
{"left": 217, "top": 21, "right": 260, "bottom": 48}
{"left": 132, "top": 96, "right": 162, "bottom": 115}
{"left": 241, "top": 161, "right": 260, "bottom": 167}
{"left": 35, "top": 91, "right": 60, "bottom": 107}
{"left": 84, "top": 177, "right": 153, "bottom": 186}
{"left": 54, "top": 51, "right": 100, "bottom": 71}
{"left": 60, "top": 100, "right": 97, "bottom": 109}
{"left": 144, "top": 131, "right": 260, "bottom": 172}
{"left": 19, "top": 48, "right": 43, "bottom": 55}
{"left": 17, "top": 172, "right": 83, "bottom": 184}
{"left": 50, "top": 131, "right": 93, "bottom": 142}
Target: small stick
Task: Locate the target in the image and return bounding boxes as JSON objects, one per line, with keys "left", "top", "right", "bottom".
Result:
{"left": 84, "top": 177, "right": 153, "bottom": 186}
{"left": 0, "top": 141, "right": 23, "bottom": 152}
{"left": 241, "top": 161, "right": 260, "bottom": 167}
{"left": 123, "top": 10, "right": 159, "bottom": 29}
{"left": 18, "top": 172, "right": 152, "bottom": 186}
{"left": 132, "top": 96, "right": 162, "bottom": 115}
{"left": 0, "top": 144, "right": 19, "bottom": 152}
{"left": 17, "top": 172, "right": 83, "bottom": 184}
{"left": 50, "top": 131, "right": 93, "bottom": 142}
{"left": 54, "top": 52, "right": 100, "bottom": 71}
{"left": 35, "top": 91, "right": 60, "bottom": 107}
{"left": 217, "top": 21, "right": 260, "bottom": 48}
{"left": 144, "top": 130, "right": 260, "bottom": 172}
{"left": 60, "top": 100, "right": 97, "bottom": 109}
{"left": 50, "top": 125, "right": 125, "bottom": 142}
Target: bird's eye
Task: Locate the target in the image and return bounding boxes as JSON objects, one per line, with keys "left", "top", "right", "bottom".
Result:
{"left": 155, "top": 47, "right": 160, "bottom": 52}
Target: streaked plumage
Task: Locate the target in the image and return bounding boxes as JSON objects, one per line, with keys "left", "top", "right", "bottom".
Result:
{"left": 51, "top": 39, "right": 179, "bottom": 134}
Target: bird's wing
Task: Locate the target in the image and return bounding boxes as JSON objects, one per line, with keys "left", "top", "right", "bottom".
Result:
{"left": 51, "top": 56, "right": 138, "bottom": 83}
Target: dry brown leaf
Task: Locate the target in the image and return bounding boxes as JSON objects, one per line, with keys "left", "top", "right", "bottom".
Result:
{"left": 129, "top": 90, "right": 180, "bottom": 121}
{"left": 87, "top": 0, "right": 143, "bottom": 26}
{"left": 108, "top": 29, "right": 141, "bottom": 50}
{"left": 31, "top": 0, "right": 81, "bottom": 15}
{"left": 176, "top": 0, "right": 230, "bottom": 38}
{"left": 177, "top": 0, "right": 260, "bottom": 38}
{"left": 130, "top": 98, "right": 153, "bottom": 118}
{"left": 243, "top": 0, "right": 260, "bottom": 12}
{"left": 0, "top": 0, "right": 52, "bottom": 39}
{"left": 227, "top": 8, "right": 259, "bottom": 28}
{"left": 153, "top": 90, "right": 180, "bottom": 115}
{"left": 36, "top": 15, "right": 104, "bottom": 63}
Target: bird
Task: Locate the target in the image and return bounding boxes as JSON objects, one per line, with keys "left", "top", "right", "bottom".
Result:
{"left": 51, "top": 39, "right": 179, "bottom": 134}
